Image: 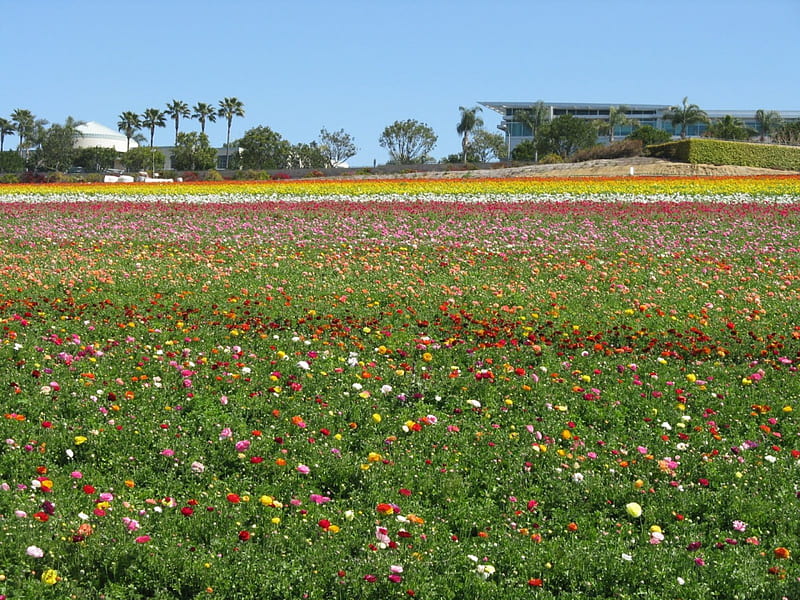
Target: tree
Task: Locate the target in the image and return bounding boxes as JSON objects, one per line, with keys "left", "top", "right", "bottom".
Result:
{"left": 171, "top": 132, "right": 218, "bottom": 171}
{"left": 0, "top": 118, "right": 14, "bottom": 152}
{"left": 74, "top": 146, "right": 119, "bottom": 171}
{"left": 705, "top": 115, "right": 756, "bottom": 141}
{"left": 535, "top": 114, "right": 597, "bottom": 159}
{"left": 598, "top": 105, "right": 635, "bottom": 142}
{"left": 318, "top": 128, "right": 357, "bottom": 167}
{"left": 237, "top": 126, "right": 291, "bottom": 169}
{"left": 11, "top": 108, "right": 34, "bottom": 152}
{"left": 35, "top": 117, "right": 84, "bottom": 171}
{"left": 192, "top": 102, "right": 217, "bottom": 134}
{"left": 511, "top": 140, "right": 538, "bottom": 161}
{"left": 773, "top": 121, "right": 800, "bottom": 146}
{"left": 218, "top": 97, "right": 245, "bottom": 169}
{"left": 456, "top": 106, "right": 483, "bottom": 163}
{"left": 379, "top": 119, "right": 437, "bottom": 164}
{"left": 288, "top": 142, "right": 328, "bottom": 169}
{"left": 514, "top": 101, "right": 549, "bottom": 161}
{"left": 123, "top": 146, "right": 165, "bottom": 171}
{"left": 117, "top": 111, "right": 142, "bottom": 152}
{"left": 165, "top": 100, "right": 191, "bottom": 145}
{"left": 664, "top": 97, "right": 708, "bottom": 139}
{"left": 141, "top": 108, "right": 166, "bottom": 149}
{"left": 0, "top": 151, "right": 24, "bottom": 173}
{"left": 626, "top": 125, "right": 671, "bottom": 147}
{"left": 755, "top": 109, "right": 783, "bottom": 142}
{"left": 470, "top": 127, "right": 506, "bottom": 162}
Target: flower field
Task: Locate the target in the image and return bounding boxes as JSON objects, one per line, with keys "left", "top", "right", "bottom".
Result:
{"left": 1, "top": 177, "right": 799, "bottom": 599}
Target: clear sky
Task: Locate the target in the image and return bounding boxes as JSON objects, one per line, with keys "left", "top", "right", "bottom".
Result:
{"left": 3, "top": 0, "right": 798, "bottom": 167}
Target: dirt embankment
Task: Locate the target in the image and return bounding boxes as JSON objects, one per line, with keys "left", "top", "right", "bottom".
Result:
{"left": 366, "top": 157, "right": 797, "bottom": 179}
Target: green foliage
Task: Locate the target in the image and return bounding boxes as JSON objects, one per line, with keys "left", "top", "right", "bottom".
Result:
{"left": 35, "top": 119, "right": 84, "bottom": 171}
{"left": 648, "top": 138, "right": 800, "bottom": 170}
{"left": 773, "top": 121, "right": 800, "bottom": 146}
{"left": 171, "top": 132, "right": 217, "bottom": 171}
{"left": 318, "top": 128, "right": 357, "bottom": 167}
{"left": 74, "top": 147, "right": 119, "bottom": 172}
{"left": 0, "top": 150, "right": 24, "bottom": 173}
{"left": 122, "top": 147, "right": 165, "bottom": 171}
{"left": 570, "top": 139, "right": 643, "bottom": 163}
{"left": 0, "top": 173, "right": 20, "bottom": 183}
{"left": 379, "top": 119, "right": 438, "bottom": 164}
{"left": 511, "top": 140, "right": 538, "bottom": 162}
{"left": 288, "top": 142, "right": 327, "bottom": 169}
{"left": 626, "top": 125, "right": 671, "bottom": 147}
{"left": 705, "top": 115, "right": 755, "bottom": 141}
{"left": 538, "top": 152, "right": 564, "bottom": 164}
{"left": 204, "top": 169, "right": 224, "bottom": 181}
{"left": 238, "top": 126, "right": 292, "bottom": 170}
{"left": 664, "top": 97, "right": 708, "bottom": 139}
{"left": 536, "top": 115, "right": 597, "bottom": 159}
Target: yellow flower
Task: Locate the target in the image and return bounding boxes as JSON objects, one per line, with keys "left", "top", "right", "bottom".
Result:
{"left": 372, "top": 413, "right": 382, "bottom": 423}
{"left": 367, "top": 452, "right": 383, "bottom": 463}
{"left": 74, "top": 436, "right": 88, "bottom": 445}
{"left": 625, "top": 502, "right": 643, "bottom": 518}
{"left": 41, "top": 569, "right": 59, "bottom": 585}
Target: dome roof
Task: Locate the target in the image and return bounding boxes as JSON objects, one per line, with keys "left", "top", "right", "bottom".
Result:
{"left": 75, "top": 121, "right": 138, "bottom": 152}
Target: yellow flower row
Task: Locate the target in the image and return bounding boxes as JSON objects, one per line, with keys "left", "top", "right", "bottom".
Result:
{"left": 1, "top": 175, "right": 799, "bottom": 197}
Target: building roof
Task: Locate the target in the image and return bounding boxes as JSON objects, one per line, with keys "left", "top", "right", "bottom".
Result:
{"left": 75, "top": 121, "right": 138, "bottom": 152}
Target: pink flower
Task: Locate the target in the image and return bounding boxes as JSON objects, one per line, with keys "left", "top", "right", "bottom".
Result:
{"left": 732, "top": 520, "right": 747, "bottom": 532}
{"left": 160, "top": 449, "right": 175, "bottom": 457}
{"left": 26, "top": 545, "right": 44, "bottom": 558}
{"left": 297, "top": 464, "right": 310, "bottom": 475}
{"left": 70, "top": 471, "right": 83, "bottom": 479}
{"left": 135, "top": 535, "right": 151, "bottom": 543}
{"left": 219, "top": 427, "right": 233, "bottom": 440}
{"left": 235, "top": 440, "right": 251, "bottom": 452}
{"left": 694, "top": 557, "right": 706, "bottom": 566}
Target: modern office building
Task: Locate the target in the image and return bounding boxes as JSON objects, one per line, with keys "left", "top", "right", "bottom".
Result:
{"left": 480, "top": 101, "right": 800, "bottom": 153}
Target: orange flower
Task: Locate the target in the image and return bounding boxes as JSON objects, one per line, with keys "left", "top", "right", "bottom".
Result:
{"left": 774, "top": 547, "right": 791, "bottom": 559}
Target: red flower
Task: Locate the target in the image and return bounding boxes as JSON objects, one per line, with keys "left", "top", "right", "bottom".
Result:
{"left": 318, "top": 519, "right": 331, "bottom": 529}
{"left": 399, "top": 488, "right": 412, "bottom": 496}
{"left": 83, "top": 484, "right": 96, "bottom": 495}
{"left": 238, "top": 530, "right": 251, "bottom": 541}
{"left": 181, "top": 507, "right": 194, "bottom": 517}
{"left": 227, "top": 493, "right": 241, "bottom": 504}
{"left": 528, "top": 578, "right": 543, "bottom": 587}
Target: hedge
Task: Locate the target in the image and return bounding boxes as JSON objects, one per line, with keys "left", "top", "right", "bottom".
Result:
{"left": 648, "top": 138, "right": 800, "bottom": 170}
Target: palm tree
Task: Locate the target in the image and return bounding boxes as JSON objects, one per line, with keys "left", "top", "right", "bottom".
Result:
{"left": 165, "top": 100, "right": 190, "bottom": 145}
{"left": 705, "top": 115, "right": 755, "bottom": 141}
{"left": 218, "top": 97, "right": 245, "bottom": 169}
{"left": 0, "top": 117, "right": 15, "bottom": 152}
{"left": 456, "top": 106, "right": 483, "bottom": 163}
{"left": 192, "top": 102, "right": 217, "bottom": 134}
{"left": 755, "top": 109, "right": 783, "bottom": 142}
{"left": 11, "top": 108, "right": 35, "bottom": 152}
{"left": 664, "top": 97, "right": 708, "bottom": 139}
{"left": 602, "top": 105, "right": 636, "bottom": 143}
{"left": 514, "top": 101, "right": 549, "bottom": 162}
{"left": 117, "top": 111, "right": 142, "bottom": 152}
{"left": 141, "top": 108, "right": 166, "bottom": 149}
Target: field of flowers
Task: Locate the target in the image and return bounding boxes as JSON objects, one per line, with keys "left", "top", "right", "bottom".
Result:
{"left": 0, "top": 176, "right": 799, "bottom": 599}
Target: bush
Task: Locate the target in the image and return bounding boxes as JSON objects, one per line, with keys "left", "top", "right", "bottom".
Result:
{"left": 232, "top": 169, "right": 269, "bottom": 181}
{"left": 570, "top": 139, "right": 643, "bottom": 163}
{"left": 538, "top": 153, "right": 564, "bottom": 164}
{"left": 204, "top": 169, "right": 224, "bottom": 181}
{"left": 511, "top": 140, "right": 537, "bottom": 162}
{"left": 271, "top": 172, "right": 291, "bottom": 180}
{"left": 626, "top": 125, "right": 672, "bottom": 147}
{"left": 0, "top": 173, "right": 20, "bottom": 184}
{"left": 648, "top": 138, "right": 800, "bottom": 170}
{"left": 0, "top": 150, "right": 24, "bottom": 173}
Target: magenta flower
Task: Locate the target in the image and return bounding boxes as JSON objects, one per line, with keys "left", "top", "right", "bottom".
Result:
{"left": 235, "top": 440, "right": 251, "bottom": 452}
{"left": 297, "top": 464, "right": 310, "bottom": 475}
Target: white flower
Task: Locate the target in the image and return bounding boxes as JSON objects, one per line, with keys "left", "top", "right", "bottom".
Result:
{"left": 476, "top": 564, "right": 495, "bottom": 579}
{"left": 572, "top": 472, "right": 584, "bottom": 483}
{"left": 467, "top": 399, "right": 481, "bottom": 408}
{"left": 26, "top": 545, "right": 44, "bottom": 558}
{"left": 621, "top": 553, "right": 633, "bottom": 561}
{"left": 765, "top": 455, "right": 777, "bottom": 463}
{"left": 296, "top": 361, "right": 310, "bottom": 370}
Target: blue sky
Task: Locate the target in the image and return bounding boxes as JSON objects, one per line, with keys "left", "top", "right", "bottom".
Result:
{"left": 3, "top": 0, "right": 798, "bottom": 166}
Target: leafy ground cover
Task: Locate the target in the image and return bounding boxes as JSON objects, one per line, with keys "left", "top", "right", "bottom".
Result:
{"left": 0, "top": 178, "right": 799, "bottom": 599}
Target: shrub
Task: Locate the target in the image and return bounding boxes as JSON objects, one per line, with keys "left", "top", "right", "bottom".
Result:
{"left": 649, "top": 138, "right": 800, "bottom": 170}
{"left": 511, "top": 140, "right": 537, "bottom": 162}
{"left": 232, "top": 169, "right": 269, "bottom": 181}
{"left": 0, "top": 173, "right": 20, "bottom": 184}
{"left": 538, "top": 153, "right": 564, "bottom": 164}
{"left": 271, "top": 172, "right": 291, "bottom": 180}
{"left": 570, "top": 139, "right": 644, "bottom": 163}
{"left": 626, "top": 125, "right": 672, "bottom": 147}
{"left": 204, "top": 169, "right": 224, "bottom": 181}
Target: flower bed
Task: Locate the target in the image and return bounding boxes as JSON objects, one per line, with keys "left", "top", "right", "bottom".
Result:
{"left": 0, "top": 179, "right": 798, "bottom": 598}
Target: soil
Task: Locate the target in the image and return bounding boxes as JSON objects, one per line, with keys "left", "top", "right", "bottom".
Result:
{"left": 361, "top": 157, "right": 797, "bottom": 179}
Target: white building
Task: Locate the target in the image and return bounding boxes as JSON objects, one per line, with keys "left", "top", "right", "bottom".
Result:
{"left": 75, "top": 121, "right": 138, "bottom": 152}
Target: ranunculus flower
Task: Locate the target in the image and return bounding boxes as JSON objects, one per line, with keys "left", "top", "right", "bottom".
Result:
{"left": 625, "top": 502, "right": 643, "bottom": 518}
{"left": 26, "top": 545, "right": 44, "bottom": 558}
{"left": 296, "top": 464, "right": 310, "bottom": 475}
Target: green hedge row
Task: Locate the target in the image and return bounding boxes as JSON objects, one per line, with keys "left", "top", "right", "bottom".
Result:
{"left": 648, "top": 138, "right": 800, "bottom": 170}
